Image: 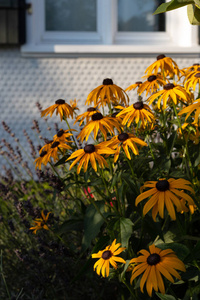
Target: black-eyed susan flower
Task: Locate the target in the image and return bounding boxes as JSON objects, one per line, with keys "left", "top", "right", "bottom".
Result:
{"left": 104, "top": 132, "right": 147, "bottom": 163}
{"left": 85, "top": 78, "right": 129, "bottom": 107}
{"left": 135, "top": 178, "right": 195, "bottom": 221}
{"left": 92, "top": 239, "right": 126, "bottom": 277}
{"left": 34, "top": 150, "right": 50, "bottom": 170}
{"left": 184, "top": 71, "right": 200, "bottom": 92}
{"left": 147, "top": 83, "right": 189, "bottom": 110}
{"left": 129, "top": 244, "right": 186, "bottom": 297}
{"left": 116, "top": 101, "right": 155, "bottom": 128}
{"left": 48, "top": 140, "right": 72, "bottom": 162}
{"left": 181, "top": 63, "right": 200, "bottom": 77}
{"left": 41, "top": 99, "right": 74, "bottom": 121}
{"left": 178, "top": 98, "right": 200, "bottom": 124}
{"left": 53, "top": 129, "right": 74, "bottom": 143}
{"left": 67, "top": 143, "right": 115, "bottom": 174}
{"left": 70, "top": 99, "right": 79, "bottom": 112}
{"left": 145, "top": 54, "right": 180, "bottom": 79}
{"left": 77, "top": 112, "right": 121, "bottom": 142}
{"left": 125, "top": 81, "right": 143, "bottom": 92}
{"left": 39, "top": 140, "right": 53, "bottom": 154}
{"left": 74, "top": 107, "right": 99, "bottom": 126}
{"left": 30, "top": 211, "right": 51, "bottom": 234}
{"left": 138, "top": 74, "right": 167, "bottom": 96}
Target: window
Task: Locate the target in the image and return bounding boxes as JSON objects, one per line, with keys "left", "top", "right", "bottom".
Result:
{"left": 22, "top": 0, "right": 198, "bottom": 55}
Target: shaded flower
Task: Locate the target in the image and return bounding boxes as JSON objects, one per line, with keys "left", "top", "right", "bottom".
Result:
{"left": 138, "top": 74, "right": 167, "bottom": 96}
{"left": 77, "top": 112, "right": 121, "bottom": 142}
{"left": 70, "top": 99, "right": 79, "bottom": 112}
{"left": 30, "top": 211, "right": 51, "bottom": 234}
{"left": 135, "top": 178, "right": 195, "bottom": 221}
{"left": 34, "top": 150, "right": 50, "bottom": 170}
{"left": 145, "top": 54, "right": 180, "bottom": 79}
{"left": 129, "top": 244, "right": 186, "bottom": 297}
{"left": 74, "top": 107, "right": 99, "bottom": 126}
{"left": 53, "top": 129, "right": 74, "bottom": 143}
{"left": 116, "top": 101, "right": 155, "bottom": 128}
{"left": 85, "top": 78, "right": 129, "bottom": 107}
{"left": 84, "top": 187, "right": 94, "bottom": 198}
{"left": 104, "top": 132, "right": 147, "bottom": 162}
{"left": 147, "top": 83, "right": 189, "bottom": 110}
{"left": 48, "top": 140, "right": 72, "bottom": 162}
{"left": 92, "top": 239, "right": 126, "bottom": 277}
{"left": 41, "top": 99, "right": 74, "bottom": 121}
{"left": 67, "top": 143, "right": 115, "bottom": 174}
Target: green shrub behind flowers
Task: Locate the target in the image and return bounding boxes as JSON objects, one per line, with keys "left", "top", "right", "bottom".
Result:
{"left": 2, "top": 55, "right": 200, "bottom": 299}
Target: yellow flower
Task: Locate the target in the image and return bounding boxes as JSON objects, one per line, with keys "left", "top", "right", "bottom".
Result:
{"left": 30, "top": 211, "right": 51, "bottom": 234}
{"left": 77, "top": 112, "right": 121, "bottom": 142}
{"left": 85, "top": 78, "right": 129, "bottom": 107}
{"left": 67, "top": 143, "right": 115, "bottom": 174}
{"left": 92, "top": 239, "right": 126, "bottom": 277}
{"left": 135, "top": 178, "right": 195, "bottom": 221}
{"left": 34, "top": 150, "right": 50, "bottom": 170}
{"left": 138, "top": 74, "right": 167, "bottom": 96}
{"left": 74, "top": 107, "right": 99, "bottom": 126}
{"left": 181, "top": 63, "right": 200, "bottom": 77}
{"left": 104, "top": 132, "right": 147, "bottom": 162}
{"left": 178, "top": 98, "right": 200, "bottom": 124}
{"left": 41, "top": 99, "right": 73, "bottom": 121}
{"left": 147, "top": 83, "right": 189, "bottom": 110}
{"left": 145, "top": 54, "right": 180, "bottom": 79}
{"left": 184, "top": 71, "right": 200, "bottom": 92}
{"left": 129, "top": 244, "right": 186, "bottom": 297}
{"left": 116, "top": 101, "right": 155, "bottom": 128}
{"left": 53, "top": 129, "right": 74, "bottom": 143}
{"left": 125, "top": 81, "right": 143, "bottom": 92}
{"left": 48, "top": 140, "right": 72, "bottom": 162}
{"left": 70, "top": 99, "right": 79, "bottom": 112}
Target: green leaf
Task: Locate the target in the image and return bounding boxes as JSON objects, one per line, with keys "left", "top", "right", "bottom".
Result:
{"left": 81, "top": 201, "right": 109, "bottom": 251}
{"left": 119, "top": 217, "right": 134, "bottom": 248}
{"left": 55, "top": 218, "right": 83, "bottom": 235}
{"left": 154, "top": 0, "right": 193, "bottom": 15}
{"left": 187, "top": 4, "right": 200, "bottom": 24}
{"left": 194, "top": 0, "right": 200, "bottom": 8}
{"left": 155, "top": 293, "right": 177, "bottom": 300}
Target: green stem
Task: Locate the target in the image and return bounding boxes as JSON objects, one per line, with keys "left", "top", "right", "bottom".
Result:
{"left": 64, "top": 117, "right": 78, "bottom": 149}
{"left": 122, "top": 279, "right": 137, "bottom": 300}
{"left": 0, "top": 250, "right": 11, "bottom": 300}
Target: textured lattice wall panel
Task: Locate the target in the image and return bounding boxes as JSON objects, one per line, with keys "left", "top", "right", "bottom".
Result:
{"left": 0, "top": 48, "right": 199, "bottom": 176}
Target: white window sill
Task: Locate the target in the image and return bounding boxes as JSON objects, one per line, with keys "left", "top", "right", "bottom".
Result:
{"left": 21, "top": 44, "right": 200, "bottom": 57}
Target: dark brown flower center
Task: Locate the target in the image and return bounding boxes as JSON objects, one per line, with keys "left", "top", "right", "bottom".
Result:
{"left": 133, "top": 101, "right": 144, "bottom": 110}
{"left": 102, "top": 250, "right": 112, "bottom": 260}
{"left": 193, "top": 63, "right": 200, "bottom": 66}
{"left": 55, "top": 99, "right": 65, "bottom": 104}
{"left": 135, "top": 81, "right": 142, "bottom": 85}
{"left": 118, "top": 133, "right": 129, "bottom": 142}
{"left": 164, "top": 83, "right": 175, "bottom": 90}
{"left": 87, "top": 107, "right": 96, "bottom": 112}
{"left": 57, "top": 129, "right": 64, "bottom": 137}
{"left": 147, "top": 253, "right": 161, "bottom": 265}
{"left": 84, "top": 144, "right": 95, "bottom": 153}
{"left": 40, "top": 150, "right": 47, "bottom": 157}
{"left": 112, "top": 112, "right": 118, "bottom": 118}
{"left": 103, "top": 78, "right": 113, "bottom": 85}
{"left": 148, "top": 75, "right": 157, "bottom": 82}
{"left": 157, "top": 54, "right": 166, "bottom": 60}
{"left": 156, "top": 180, "right": 169, "bottom": 191}
{"left": 195, "top": 73, "right": 200, "bottom": 78}
{"left": 92, "top": 112, "right": 103, "bottom": 121}
{"left": 51, "top": 141, "right": 60, "bottom": 148}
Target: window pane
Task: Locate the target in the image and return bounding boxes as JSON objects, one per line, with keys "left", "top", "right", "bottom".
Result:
{"left": 45, "top": 0, "right": 97, "bottom": 32}
{"left": 118, "top": 0, "right": 165, "bottom": 32}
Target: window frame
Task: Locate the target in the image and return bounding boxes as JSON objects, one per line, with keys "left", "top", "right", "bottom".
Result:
{"left": 21, "top": 0, "right": 199, "bottom": 55}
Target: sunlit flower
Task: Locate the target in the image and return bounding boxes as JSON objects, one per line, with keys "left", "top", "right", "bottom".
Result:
{"left": 30, "top": 211, "right": 51, "bottom": 234}
{"left": 138, "top": 74, "right": 167, "bottom": 96}
{"left": 135, "top": 178, "right": 195, "bottom": 221}
{"left": 147, "top": 83, "right": 189, "bottom": 110}
{"left": 181, "top": 63, "right": 200, "bottom": 77}
{"left": 67, "top": 143, "right": 115, "bottom": 174}
{"left": 184, "top": 71, "right": 200, "bottom": 92}
{"left": 178, "top": 98, "right": 200, "bottom": 124}
{"left": 39, "top": 140, "right": 53, "bottom": 154}
{"left": 74, "top": 107, "right": 99, "bottom": 126}
{"left": 129, "top": 244, "right": 186, "bottom": 297}
{"left": 34, "top": 150, "right": 51, "bottom": 169}
{"left": 85, "top": 78, "right": 129, "bottom": 107}
{"left": 145, "top": 54, "right": 180, "bottom": 79}
{"left": 48, "top": 140, "right": 72, "bottom": 162}
{"left": 125, "top": 81, "right": 143, "bottom": 92}
{"left": 53, "top": 129, "right": 74, "bottom": 143}
{"left": 116, "top": 101, "right": 155, "bottom": 128}
{"left": 77, "top": 112, "right": 121, "bottom": 142}
{"left": 104, "top": 132, "right": 147, "bottom": 162}
{"left": 92, "top": 239, "right": 126, "bottom": 277}
{"left": 41, "top": 99, "right": 74, "bottom": 121}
